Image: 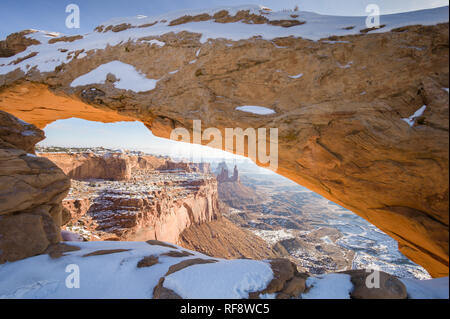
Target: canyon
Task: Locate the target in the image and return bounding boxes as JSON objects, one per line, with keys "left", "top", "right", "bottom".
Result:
{"left": 37, "top": 147, "right": 276, "bottom": 260}
{"left": 0, "top": 4, "right": 448, "bottom": 298}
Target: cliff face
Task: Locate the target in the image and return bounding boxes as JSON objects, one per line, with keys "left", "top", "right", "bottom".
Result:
{"left": 0, "top": 111, "right": 70, "bottom": 263}
{"left": 50, "top": 152, "right": 220, "bottom": 244}
{"left": 0, "top": 6, "right": 448, "bottom": 276}
{"left": 40, "top": 153, "right": 132, "bottom": 180}
{"left": 40, "top": 152, "right": 211, "bottom": 181}
{"left": 87, "top": 174, "right": 221, "bottom": 244}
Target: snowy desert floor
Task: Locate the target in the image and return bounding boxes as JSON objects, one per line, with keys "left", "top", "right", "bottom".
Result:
{"left": 0, "top": 241, "right": 447, "bottom": 299}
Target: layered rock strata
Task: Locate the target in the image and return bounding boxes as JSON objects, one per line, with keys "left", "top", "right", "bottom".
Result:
{"left": 0, "top": 111, "right": 70, "bottom": 263}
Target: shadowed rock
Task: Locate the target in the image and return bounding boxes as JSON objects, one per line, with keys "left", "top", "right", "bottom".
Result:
{"left": 137, "top": 255, "right": 159, "bottom": 268}
{"left": 45, "top": 243, "right": 81, "bottom": 259}
{"left": 153, "top": 278, "right": 183, "bottom": 299}
{"left": 82, "top": 249, "right": 131, "bottom": 257}
{"left": 161, "top": 250, "right": 194, "bottom": 258}
{"left": 340, "top": 269, "right": 408, "bottom": 299}
{"left": 165, "top": 258, "right": 218, "bottom": 276}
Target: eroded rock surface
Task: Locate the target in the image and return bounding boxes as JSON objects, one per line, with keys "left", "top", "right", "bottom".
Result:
{"left": 48, "top": 151, "right": 221, "bottom": 244}
{"left": 341, "top": 269, "right": 408, "bottom": 299}
{"left": 0, "top": 111, "right": 70, "bottom": 263}
{"left": 0, "top": 6, "right": 448, "bottom": 276}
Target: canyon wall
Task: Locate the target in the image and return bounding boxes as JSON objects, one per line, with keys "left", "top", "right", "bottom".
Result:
{"left": 40, "top": 152, "right": 211, "bottom": 181}
{"left": 48, "top": 152, "right": 220, "bottom": 244}
{"left": 0, "top": 7, "right": 448, "bottom": 276}
{"left": 85, "top": 175, "right": 221, "bottom": 244}
{"left": 40, "top": 152, "right": 133, "bottom": 180}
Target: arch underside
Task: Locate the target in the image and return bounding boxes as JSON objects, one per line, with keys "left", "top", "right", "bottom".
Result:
{"left": 0, "top": 80, "right": 448, "bottom": 278}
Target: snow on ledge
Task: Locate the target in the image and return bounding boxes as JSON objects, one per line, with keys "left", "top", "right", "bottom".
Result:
{"left": 0, "top": 6, "right": 448, "bottom": 75}
{"left": 70, "top": 61, "right": 159, "bottom": 92}
{"left": 235, "top": 105, "right": 276, "bottom": 115}
{"left": 0, "top": 241, "right": 274, "bottom": 299}
{"left": 402, "top": 105, "right": 427, "bottom": 127}
{"left": 142, "top": 39, "right": 165, "bottom": 47}
{"left": 163, "top": 259, "right": 274, "bottom": 299}
{"left": 400, "top": 277, "right": 449, "bottom": 299}
{"left": 302, "top": 273, "right": 353, "bottom": 299}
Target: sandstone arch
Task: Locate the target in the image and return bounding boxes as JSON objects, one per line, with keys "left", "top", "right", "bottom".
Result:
{"left": 0, "top": 21, "right": 448, "bottom": 277}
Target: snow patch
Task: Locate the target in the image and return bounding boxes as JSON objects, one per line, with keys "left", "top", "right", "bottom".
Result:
{"left": 302, "top": 274, "right": 353, "bottom": 299}
{"left": 21, "top": 130, "right": 36, "bottom": 136}
{"left": 337, "top": 61, "right": 353, "bottom": 69}
{"left": 288, "top": 73, "right": 303, "bottom": 79}
{"left": 61, "top": 230, "right": 84, "bottom": 242}
{"left": 70, "top": 60, "right": 159, "bottom": 92}
{"left": 163, "top": 259, "right": 274, "bottom": 299}
{"left": 401, "top": 277, "right": 449, "bottom": 299}
{"left": 235, "top": 105, "right": 276, "bottom": 115}
{"left": 143, "top": 39, "right": 165, "bottom": 47}
{"left": 0, "top": 241, "right": 276, "bottom": 299}
{"left": 0, "top": 6, "right": 447, "bottom": 76}
{"left": 402, "top": 105, "right": 427, "bottom": 127}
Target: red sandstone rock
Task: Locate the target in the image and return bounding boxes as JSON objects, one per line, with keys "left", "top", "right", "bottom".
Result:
{"left": 0, "top": 110, "right": 70, "bottom": 263}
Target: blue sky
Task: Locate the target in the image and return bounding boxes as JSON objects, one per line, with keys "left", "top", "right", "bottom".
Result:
{"left": 3, "top": 0, "right": 449, "bottom": 158}
{"left": 39, "top": 118, "right": 244, "bottom": 160}
{"left": 0, "top": 0, "right": 448, "bottom": 39}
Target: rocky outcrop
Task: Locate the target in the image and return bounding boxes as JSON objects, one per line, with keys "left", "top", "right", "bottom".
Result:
{"left": 0, "top": 30, "right": 40, "bottom": 58}
{"left": 0, "top": 110, "right": 70, "bottom": 263}
{"left": 57, "top": 155, "right": 221, "bottom": 244}
{"left": 87, "top": 176, "right": 221, "bottom": 243}
{"left": 40, "top": 152, "right": 211, "bottom": 181}
{"left": 40, "top": 152, "right": 132, "bottom": 181}
{"left": 216, "top": 163, "right": 239, "bottom": 183}
{"left": 0, "top": 6, "right": 448, "bottom": 276}
{"left": 340, "top": 269, "right": 407, "bottom": 299}
{"left": 160, "top": 161, "right": 211, "bottom": 174}
{"left": 215, "top": 164, "right": 262, "bottom": 208}
{"left": 62, "top": 198, "right": 91, "bottom": 224}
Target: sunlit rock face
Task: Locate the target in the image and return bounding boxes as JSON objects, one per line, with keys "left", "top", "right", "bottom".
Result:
{"left": 0, "top": 6, "right": 448, "bottom": 276}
